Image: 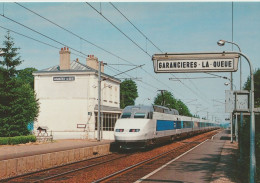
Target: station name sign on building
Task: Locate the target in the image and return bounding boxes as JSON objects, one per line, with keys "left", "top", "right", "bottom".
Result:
{"left": 152, "top": 52, "right": 239, "bottom": 73}
{"left": 53, "top": 76, "right": 75, "bottom": 81}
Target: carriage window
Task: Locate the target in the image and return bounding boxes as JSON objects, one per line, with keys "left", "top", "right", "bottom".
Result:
{"left": 121, "top": 113, "right": 131, "bottom": 118}
{"left": 134, "top": 113, "right": 146, "bottom": 118}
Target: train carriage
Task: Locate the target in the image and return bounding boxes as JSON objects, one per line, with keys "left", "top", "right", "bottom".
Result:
{"left": 114, "top": 105, "right": 219, "bottom": 149}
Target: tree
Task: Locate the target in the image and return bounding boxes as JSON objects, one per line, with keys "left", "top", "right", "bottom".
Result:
{"left": 239, "top": 68, "right": 260, "bottom": 182}
{"left": 176, "top": 100, "right": 192, "bottom": 117}
{"left": 120, "top": 79, "right": 138, "bottom": 109}
{"left": 17, "top": 67, "right": 37, "bottom": 89}
{"left": 154, "top": 91, "right": 192, "bottom": 116}
{"left": 0, "top": 32, "right": 39, "bottom": 137}
{"left": 154, "top": 91, "right": 177, "bottom": 108}
{"left": 0, "top": 32, "right": 22, "bottom": 80}
{"left": 244, "top": 68, "right": 260, "bottom": 107}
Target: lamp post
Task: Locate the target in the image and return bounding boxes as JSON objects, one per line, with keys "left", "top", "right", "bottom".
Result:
{"left": 217, "top": 40, "right": 244, "bottom": 161}
{"left": 217, "top": 40, "right": 242, "bottom": 89}
{"left": 217, "top": 40, "right": 243, "bottom": 144}
{"left": 224, "top": 51, "right": 255, "bottom": 183}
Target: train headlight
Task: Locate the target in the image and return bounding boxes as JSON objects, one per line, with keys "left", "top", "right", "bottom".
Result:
{"left": 129, "top": 129, "right": 140, "bottom": 132}
{"left": 115, "top": 129, "right": 124, "bottom": 132}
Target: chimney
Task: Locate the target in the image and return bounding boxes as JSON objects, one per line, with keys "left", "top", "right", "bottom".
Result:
{"left": 59, "top": 47, "right": 71, "bottom": 70}
{"left": 86, "top": 55, "right": 99, "bottom": 70}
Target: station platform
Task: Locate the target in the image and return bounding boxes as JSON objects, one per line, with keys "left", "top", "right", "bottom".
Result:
{"left": 135, "top": 130, "right": 238, "bottom": 183}
{"left": 0, "top": 139, "right": 113, "bottom": 180}
{"left": 0, "top": 139, "right": 113, "bottom": 161}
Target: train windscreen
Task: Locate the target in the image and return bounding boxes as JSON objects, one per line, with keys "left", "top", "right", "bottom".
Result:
{"left": 121, "top": 113, "right": 131, "bottom": 118}
{"left": 134, "top": 113, "right": 146, "bottom": 118}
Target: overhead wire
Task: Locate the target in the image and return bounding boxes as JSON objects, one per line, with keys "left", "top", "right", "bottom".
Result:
{"left": 101, "top": 2, "right": 213, "bottom": 107}
{"left": 113, "top": 64, "right": 145, "bottom": 77}
{"left": 169, "top": 74, "right": 205, "bottom": 101}
{"left": 86, "top": 2, "right": 152, "bottom": 58}
{"left": 107, "top": 65, "right": 160, "bottom": 91}
{"left": 14, "top": 2, "right": 133, "bottom": 66}
{"left": 0, "top": 19, "right": 159, "bottom": 97}
{"left": 0, "top": 14, "right": 88, "bottom": 58}
{"left": 14, "top": 2, "right": 176, "bottom": 95}
{"left": 109, "top": 2, "right": 163, "bottom": 53}
{"left": 85, "top": 2, "right": 188, "bottom": 98}
{"left": 0, "top": 25, "right": 85, "bottom": 59}
{"left": 0, "top": 8, "right": 163, "bottom": 99}
{"left": 9, "top": 3, "right": 212, "bottom": 112}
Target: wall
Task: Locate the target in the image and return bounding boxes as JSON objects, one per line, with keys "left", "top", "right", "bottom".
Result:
{"left": 0, "top": 144, "right": 111, "bottom": 180}
{"left": 34, "top": 72, "right": 120, "bottom": 140}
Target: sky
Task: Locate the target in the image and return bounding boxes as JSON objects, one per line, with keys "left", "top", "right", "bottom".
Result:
{"left": 0, "top": 1, "right": 260, "bottom": 123}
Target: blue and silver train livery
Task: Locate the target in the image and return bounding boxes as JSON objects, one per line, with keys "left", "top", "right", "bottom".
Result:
{"left": 114, "top": 105, "right": 219, "bottom": 149}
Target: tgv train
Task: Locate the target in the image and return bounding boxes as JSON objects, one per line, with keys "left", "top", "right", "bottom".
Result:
{"left": 114, "top": 105, "right": 219, "bottom": 149}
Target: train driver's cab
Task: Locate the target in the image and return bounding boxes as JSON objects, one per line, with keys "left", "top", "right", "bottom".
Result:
{"left": 120, "top": 105, "right": 154, "bottom": 119}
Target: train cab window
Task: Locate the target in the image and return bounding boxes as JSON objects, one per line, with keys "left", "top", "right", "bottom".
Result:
{"left": 134, "top": 113, "right": 146, "bottom": 118}
{"left": 121, "top": 113, "right": 131, "bottom": 118}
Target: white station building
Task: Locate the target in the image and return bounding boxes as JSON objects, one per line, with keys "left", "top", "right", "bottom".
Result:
{"left": 33, "top": 47, "right": 121, "bottom": 140}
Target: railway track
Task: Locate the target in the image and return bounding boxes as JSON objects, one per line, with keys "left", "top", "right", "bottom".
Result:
{"left": 95, "top": 130, "right": 218, "bottom": 183}
{"left": 2, "top": 130, "right": 219, "bottom": 183}
{"left": 2, "top": 153, "right": 131, "bottom": 183}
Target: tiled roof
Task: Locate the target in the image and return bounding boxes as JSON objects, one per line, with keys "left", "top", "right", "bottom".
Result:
{"left": 34, "top": 61, "right": 121, "bottom": 82}
{"left": 40, "top": 61, "right": 95, "bottom": 72}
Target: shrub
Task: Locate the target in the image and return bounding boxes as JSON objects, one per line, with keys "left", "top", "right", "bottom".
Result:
{"left": 0, "top": 135, "right": 36, "bottom": 145}
{"left": 0, "top": 137, "right": 9, "bottom": 145}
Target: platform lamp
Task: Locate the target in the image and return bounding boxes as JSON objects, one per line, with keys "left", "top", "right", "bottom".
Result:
{"left": 218, "top": 41, "right": 256, "bottom": 183}
{"left": 217, "top": 40, "right": 243, "bottom": 158}
{"left": 217, "top": 40, "right": 243, "bottom": 144}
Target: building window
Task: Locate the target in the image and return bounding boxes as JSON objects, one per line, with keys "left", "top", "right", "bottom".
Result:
{"left": 95, "top": 112, "right": 120, "bottom": 131}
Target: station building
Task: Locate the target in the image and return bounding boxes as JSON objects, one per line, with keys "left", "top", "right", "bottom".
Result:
{"left": 33, "top": 47, "right": 121, "bottom": 140}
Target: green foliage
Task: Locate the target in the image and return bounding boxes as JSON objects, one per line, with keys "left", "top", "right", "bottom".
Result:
{"left": 120, "top": 79, "right": 138, "bottom": 109}
{"left": 0, "top": 32, "right": 22, "bottom": 80}
{"left": 17, "top": 67, "right": 37, "bottom": 89}
{"left": 0, "top": 135, "right": 36, "bottom": 145}
{"left": 153, "top": 91, "right": 192, "bottom": 116}
{"left": 238, "top": 68, "right": 260, "bottom": 182}
{"left": 0, "top": 31, "right": 39, "bottom": 137}
{"left": 176, "top": 100, "right": 192, "bottom": 117}
{"left": 244, "top": 68, "right": 260, "bottom": 107}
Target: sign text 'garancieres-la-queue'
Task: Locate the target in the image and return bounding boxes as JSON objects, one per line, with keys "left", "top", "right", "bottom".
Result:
{"left": 156, "top": 59, "right": 235, "bottom": 73}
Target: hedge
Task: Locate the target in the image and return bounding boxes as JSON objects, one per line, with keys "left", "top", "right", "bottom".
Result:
{"left": 0, "top": 135, "right": 36, "bottom": 145}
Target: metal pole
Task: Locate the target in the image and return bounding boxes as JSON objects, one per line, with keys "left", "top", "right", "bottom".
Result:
{"left": 249, "top": 70, "right": 255, "bottom": 183}
{"left": 235, "top": 113, "right": 238, "bottom": 142}
{"left": 101, "top": 112, "right": 103, "bottom": 140}
{"left": 240, "top": 110, "right": 243, "bottom": 160}
{"left": 230, "top": 72, "right": 233, "bottom": 143}
{"left": 231, "top": 2, "right": 234, "bottom": 143}
{"left": 97, "top": 61, "right": 101, "bottom": 141}
{"left": 235, "top": 52, "right": 255, "bottom": 183}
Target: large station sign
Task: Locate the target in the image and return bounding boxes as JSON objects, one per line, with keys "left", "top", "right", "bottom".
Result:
{"left": 152, "top": 52, "right": 239, "bottom": 73}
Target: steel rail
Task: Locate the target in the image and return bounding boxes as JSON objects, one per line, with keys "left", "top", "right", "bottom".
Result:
{"left": 3, "top": 153, "right": 128, "bottom": 183}
{"left": 32, "top": 153, "right": 130, "bottom": 183}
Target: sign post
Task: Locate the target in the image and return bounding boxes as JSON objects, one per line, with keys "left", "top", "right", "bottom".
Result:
{"left": 152, "top": 52, "right": 239, "bottom": 73}
{"left": 152, "top": 51, "right": 255, "bottom": 183}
